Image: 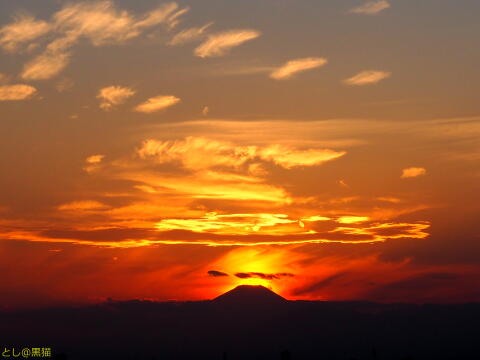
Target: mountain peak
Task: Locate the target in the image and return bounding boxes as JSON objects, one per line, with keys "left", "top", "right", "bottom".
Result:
{"left": 213, "top": 285, "right": 287, "bottom": 306}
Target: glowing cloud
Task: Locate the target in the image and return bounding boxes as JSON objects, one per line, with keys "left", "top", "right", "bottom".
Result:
{"left": 337, "top": 216, "right": 370, "bottom": 224}
{"left": 58, "top": 200, "right": 109, "bottom": 211}
{"left": 83, "top": 154, "right": 105, "bottom": 173}
{"left": 21, "top": 52, "right": 71, "bottom": 81}
{"left": 0, "top": 15, "right": 51, "bottom": 52}
{"left": 97, "top": 86, "right": 136, "bottom": 110}
{"left": 344, "top": 70, "right": 391, "bottom": 86}
{"left": 134, "top": 95, "right": 181, "bottom": 114}
{"left": 0, "top": 216, "right": 431, "bottom": 248}
{"left": 6, "top": 1, "right": 189, "bottom": 80}
{"left": 401, "top": 167, "right": 427, "bottom": 179}
{"left": 156, "top": 213, "right": 301, "bottom": 235}
{"left": 85, "top": 155, "right": 104, "bottom": 164}
{"left": 350, "top": 1, "right": 391, "bottom": 15}
{"left": 270, "top": 57, "right": 328, "bottom": 80}
{"left": 258, "top": 144, "right": 345, "bottom": 169}
{"left": 168, "top": 23, "right": 213, "bottom": 46}
{"left": 0, "top": 84, "right": 37, "bottom": 101}
{"left": 51, "top": 1, "right": 188, "bottom": 45}
{"left": 137, "top": 137, "right": 345, "bottom": 170}
{"left": 194, "top": 29, "right": 260, "bottom": 58}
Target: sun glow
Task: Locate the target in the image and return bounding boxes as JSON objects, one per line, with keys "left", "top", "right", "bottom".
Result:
{"left": 208, "top": 247, "right": 299, "bottom": 296}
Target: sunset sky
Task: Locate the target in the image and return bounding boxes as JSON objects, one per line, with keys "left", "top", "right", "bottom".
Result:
{"left": 1, "top": 0, "right": 479, "bottom": 308}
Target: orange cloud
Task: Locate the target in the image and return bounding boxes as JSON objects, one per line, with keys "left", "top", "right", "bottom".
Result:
{"left": 258, "top": 144, "right": 345, "bottom": 168}
{"left": 8, "top": 1, "right": 189, "bottom": 80}
{"left": 401, "top": 167, "right": 427, "bottom": 179}
{"left": 0, "top": 15, "right": 51, "bottom": 52}
{"left": 337, "top": 216, "right": 370, "bottom": 224}
{"left": 21, "top": 52, "right": 71, "bottom": 81}
{"left": 134, "top": 95, "right": 181, "bottom": 113}
{"left": 58, "top": 200, "right": 109, "bottom": 211}
{"left": 83, "top": 154, "right": 105, "bottom": 173}
{"left": 97, "top": 86, "right": 135, "bottom": 110}
{"left": 344, "top": 70, "right": 391, "bottom": 86}
{"left": 85, "top": 154, "right": 104, "bottom": 164}
{"left": 0, "top": 84, "right": 37, "bottom": 101}
{"left": 137, "top": 137, "right": 345, "bottom": 170}
{"left": 270, "top": 57, "right": 328, "bottom": 80}
{"left": 155, "top": 213, "right": 302, "bottom": 235}
{"left": 194, "top": 29, "right": 260, "bottom": 58}
{"left": 121, "top": 170, "right": 290, "bottom": 204}
{"left": 168, "top": 23, "right": 213, "bottom": 46}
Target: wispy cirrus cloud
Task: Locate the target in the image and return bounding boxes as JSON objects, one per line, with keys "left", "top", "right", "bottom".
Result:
{"left": 0, "top": 217, "right": 430, "bottom": 247}
{"left": 270, "top": 57, "right": 328, "bottom": 80}
{"left": 0, "top": 84, "right": 37, "bottom": 101}
{"left": 58, "top": 200, "right": 109, "bottom": 211}
{"left": 168, "top": 22, "right": 213, "bottom": 46}
{"left": 344, "top": 70, "right": 391, "bottom": 86}
{"left": 134, "top": 95, "right": 181, "bottom": 114}
{"left": 0, "top": 15, "right": 51, "bottom": 52}
{"left": 21, "top": 52, "right": 71, "bottom": 81}
{"left": 137, "top": 136, "right": 345, "bottom": 170}
{"left": 97, "top": 86, "right": 136, "bottom": 110}
{"left": 194, "top": 29, "right": 261, "bottom": 58}
{"left": 0, "top": 117, "right": 435, "bottom": 248}
{"left": 0, "top": 1, "right": 189, "bottom": 80}
{"left": 350, "top": 1, "right": 391, "bottom": 15}
{"left": 401, "top": 167, "right": 426, "bottom": 179}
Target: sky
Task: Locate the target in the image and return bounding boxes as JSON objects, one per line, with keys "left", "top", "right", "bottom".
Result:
{"left": 0, "top": 0, "right": 479, "bottom": 308}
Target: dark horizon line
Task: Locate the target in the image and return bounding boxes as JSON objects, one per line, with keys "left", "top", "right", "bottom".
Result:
{"left": 3, "top": 284, "right": 480, "bottom": 311}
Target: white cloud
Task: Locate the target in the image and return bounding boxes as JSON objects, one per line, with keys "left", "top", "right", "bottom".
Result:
{"left": 270, "top": 57, "right": 328, "bottom": 80}
{"left": 97, "top": 85, "right": 135, "bottom": 110}
{"left": 401, "top": 167, "right": 426, "bottom": 179}
{"left": 134, "top": 95, "right": 181, "bottom": 114}
{"left": 344, "top": 70, "right": 391, "bottom": 86}
{"left": 194, "top": 29, "right": 260, "bottom": 58}
{"left": 350, "top": 1, "right": 391, "bottom": 15}
{"left": 168, "top": 23, "right": 213, "bottom": 46}
{"left": 0, "top": 84, "right": 37, "bottom": 101}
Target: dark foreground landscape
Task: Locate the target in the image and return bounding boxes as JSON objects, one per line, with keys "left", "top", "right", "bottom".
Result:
{"left": 1, "top": 286, "right": 479, "bottom": 360}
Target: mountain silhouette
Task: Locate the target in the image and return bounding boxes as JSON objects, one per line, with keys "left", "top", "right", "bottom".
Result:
{"left": 1, "top": 293, "right": 479, "bottom": 359}
{"left": 213, "top": 285, "right": 287, "bottom": 306}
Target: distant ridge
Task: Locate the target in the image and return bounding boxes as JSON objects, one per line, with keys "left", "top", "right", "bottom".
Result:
{"left": 213, "top": 285, "right": 287, "bottom": 306}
